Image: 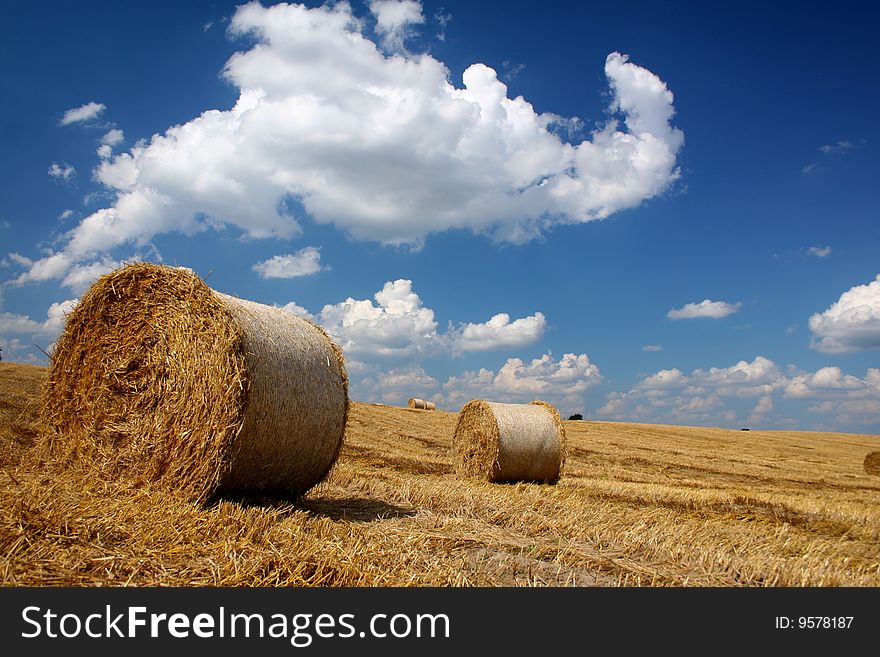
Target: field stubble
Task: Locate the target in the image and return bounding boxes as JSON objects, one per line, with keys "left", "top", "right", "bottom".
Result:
{"left": 1, "top": 362, "right": 879, "bottom": 586}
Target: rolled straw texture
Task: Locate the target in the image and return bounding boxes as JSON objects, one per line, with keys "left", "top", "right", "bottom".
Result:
{"left": 39, "top": 263, "right": 348, "bottom": 502}
{"left": 452, "top": 400, "right": 565, "bottom": 483}
{"left": 865, "top": 451, "right": 880, "bottom": 476}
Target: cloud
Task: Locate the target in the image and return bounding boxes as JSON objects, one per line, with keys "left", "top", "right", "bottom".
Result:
{"left": 311, "top": 278, "right": 544, "bottom": 363}
{"left": 60, "top": 257, "right": 122, "bottom": 294}
{"left": 0, "top": 337, "right": 40, "bottom": 364}
{"left": 783, "top": 366, "right": 872, "bottom": 399}
{"left": 0, "top": 298, "right": 78, "bottom": 338}
{"left": 807, "top": 245, "right": 832, "bottom": 258}
{"left": 101, "top": 129, "right": 124, "bottom": 146}
{"left": 277, "top": 301, "right": 314, "bottom": 321}
{"left": 48, "top": 162, "right": 76, "bottom": 182}
{"left": 43, "top": 299, "right": 79, "bottom": 336}
{"left": 751, "top": 395, "right": 773, "bottom": 415}
{"left": 98, "top": 129, "right": 126, "bottom": 159}
{"left": 641, "top": 344, "right": 662, "bottom": 352}
{"left": 817, "top": 140, "right": 857, "bottom": 154}
{"left": 317, "top": 279, "right": 439, "bottom": 361}
{"left": 14, "top": 2, "right": 682, "bottom": 285}
{"left": 432, "top": 7, "right": 452, "bottom": 41}
{"left": 667, "top": 299, "right": 741, "bottom": 320}
{"left": 599, "top": 355, "right": 880, "bottom": 430}
{"left": 252, "top": 246, "right": 325, "bottom": 279}
{"left": 803, "top": 138, "right": 864, "bottom": 174}
{"left": 599, "top": 356, "right": 786, "bottom": 425}
{"left": 369, "top": 0, "right": 424, "bottom": 54}
{"left": 0, "top": 312, "right": 41, "bottom": 335}
{"left": 349, "top": 364, "right": 440, "bottom": 405}
{"left": 501, "top": 60, "right": 526, "bottom": 82}
{"left": 747, "top": 395, "right": 774, "bottom": 425}
{"left": 691, "top": 356, "right": 783, "bottom": 397}
{"left": 638, "top": 367, "right": 687, "bottom": 389}
{"left": 808, "top": 274, "right": 880, "bottom": 353}
{"left": 442, "top": 352, "right": 602, "bottom": 412}
{"left": 60, "top": 101, "right": 106, "bottom": 126}
{"left": 450, "top": 312, "right": 546, "bottom": 354}
{"left": 9, "top": 252, "right": 72, "bottom": 286}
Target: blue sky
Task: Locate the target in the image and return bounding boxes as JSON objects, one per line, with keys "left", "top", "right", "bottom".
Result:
{"left": 1, "top": 0, "right": 878, "bottom": 433}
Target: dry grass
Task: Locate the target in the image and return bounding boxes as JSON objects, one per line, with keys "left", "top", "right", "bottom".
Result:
{"left": 2, "top": 362, "right": 879, "bottom": 586}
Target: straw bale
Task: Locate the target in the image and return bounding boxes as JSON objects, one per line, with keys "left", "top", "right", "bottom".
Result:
{"left": 425, "top": 401, "right": 436, "bottom": 411}
{"left": 408, "top": 398, "right": 427, "bottom": 409}
{"left": 452, "top": 399, "right": 565, "bottom": 483}
{"left": 39, "top": 263, "right": 348, "bottom": 502}
{"left": 865, "top": 451, "right": 880, "bottom": 476}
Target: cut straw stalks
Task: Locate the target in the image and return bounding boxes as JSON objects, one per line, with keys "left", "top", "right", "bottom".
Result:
{"left": 39, "top": 263, "right": 349, "bottom": 503}
{"left": 452, "top": 400, "right": 566, "bottom": 483}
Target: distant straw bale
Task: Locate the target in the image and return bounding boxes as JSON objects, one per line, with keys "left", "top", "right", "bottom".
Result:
{"left": 408, "top": 398, "right": 435, "bottom": 410}
{"left": 452, "top": 400, "right": 565, "bottom": 483}
{"left": 865, "top": 451, "right": 880, "bottom": 476}
{"left": 40, "top": 263, "right": 349, "bottom": 503}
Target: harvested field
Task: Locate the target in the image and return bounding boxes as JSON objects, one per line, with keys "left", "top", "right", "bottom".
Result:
{"left": 2, "top": 362, "right": 879, "bottom": 586}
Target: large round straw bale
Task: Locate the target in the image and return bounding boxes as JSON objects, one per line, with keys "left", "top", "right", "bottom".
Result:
{"left": 408, "top": 398, "right": 427, "bottom": 409}
{"left": 452, "top": 400, "right": 565, "bottom": 483}
{"left": 39, "top": 263, "right": 349, "bottom": 502}
{"left": 865, "top": 451, "right": 880, "bottom": 476}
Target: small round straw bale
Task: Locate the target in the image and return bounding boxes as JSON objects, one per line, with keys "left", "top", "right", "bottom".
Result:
{"left": 864, "top": 451, "right": 880, "bottom": 476}
{"left": 408, "top": 398, "right": 427, "bottom": 409}
{"left": 452, "top": 399, "right": 565, "bottom": 483}
{"left": 424, "top": 401, "right": 436, "bottom": 411}
{"left": 39, "top": 263, "right": 348, "bottom": 502}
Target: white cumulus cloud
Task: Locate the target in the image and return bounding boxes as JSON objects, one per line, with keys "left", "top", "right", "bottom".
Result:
{"left": 48, "top": 162, "right": 76, "bottom": 182}
{"left": 101, "top": 129, "right": 124, "bottom": 146}
{"left": 14, "top": 1, "right": 683, "bottom": 286}
{"left": 667, "top": 299, "right": 741, "bottom": 320}
{"left": 60, "top": 101, "right": 105, "bottom": 126}
{"left": 369, "top": 0, "right": 424, "bottom": 54}
{"left": 317, "top": 279, "right": 439, "bottom": 361}
{"left": 784, "top": 366, "right": 871, "bottom": 398}
{"left": 808, "top": 274, "right": 880, "bottom": 353}
{"left": 599, "top": 355, "right": 880, "bottom": 430}
{"left": 252, "top": 246, "right": 325, "bottom": 279}
{"left": 307, "top": 278, "right": 544, "bottom": 363}
{"left": 60, "top": 258, "right": 122, "bottom": 294}
{"left": 0, "top": 298, "right": 78, "bottom": 338}
{"left": 691, "top": 356, "right": 783, "bottom": 397}
{"left": 277, "top": 301, "right": 314, "bottom": 321}
{"left": 442, "top": 352, "right": 602, "bottom": 412}
{"left": 450, "top": 312, "right": 546, "bottom": 354}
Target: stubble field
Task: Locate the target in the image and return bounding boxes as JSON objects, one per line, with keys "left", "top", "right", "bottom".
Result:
{"left": 2, "top": 361, "right": 878, "bottom": 586}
